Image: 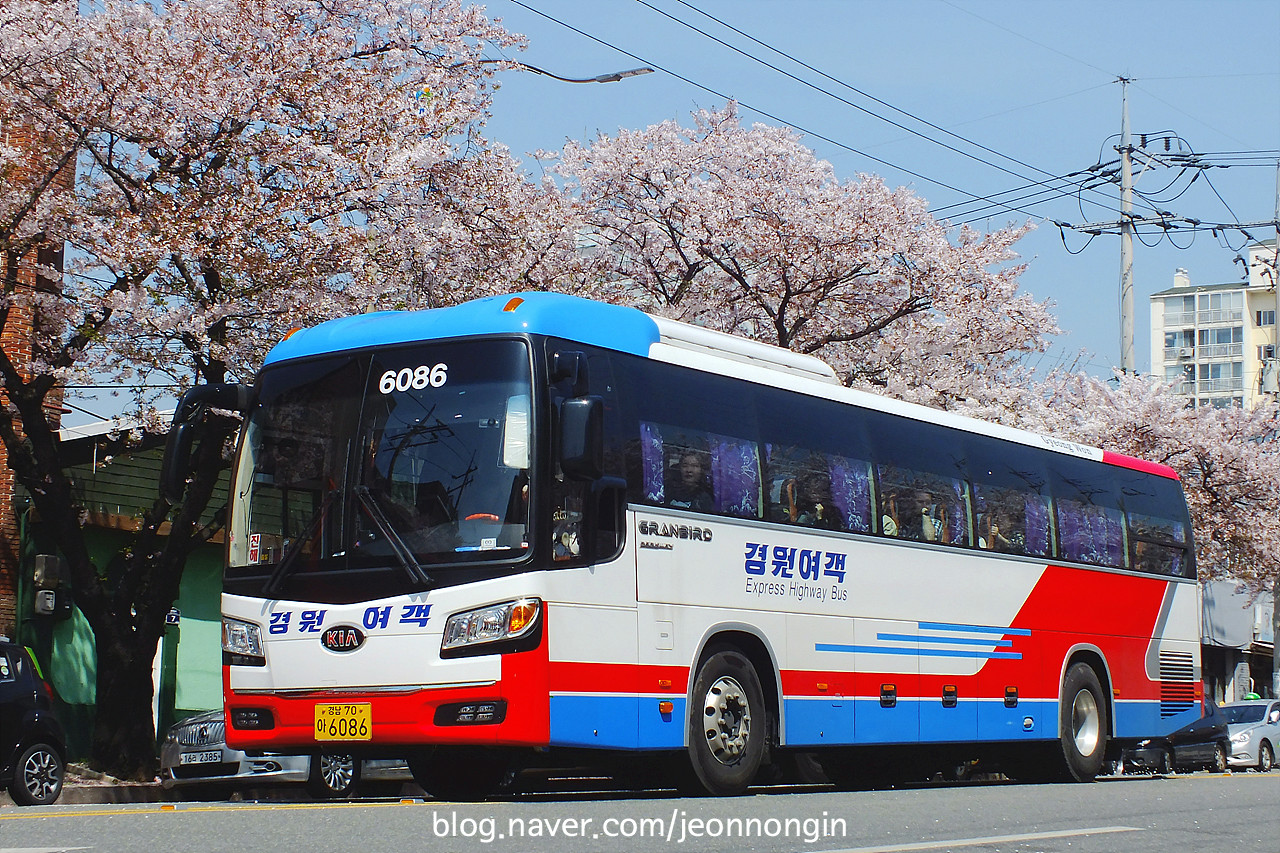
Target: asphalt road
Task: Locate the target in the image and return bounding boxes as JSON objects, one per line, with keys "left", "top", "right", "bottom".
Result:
{"left": 1, "top": 771, "right": 1275, "bottom": 853}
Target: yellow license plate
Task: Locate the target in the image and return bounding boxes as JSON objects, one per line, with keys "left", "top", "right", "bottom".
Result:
{"left": 313, "top": 703, "right": 372, "bottom": 741}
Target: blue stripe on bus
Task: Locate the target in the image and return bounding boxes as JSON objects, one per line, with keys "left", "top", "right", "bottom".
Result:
{"left": 783, "top": 697, "right": 1059, "bottom": 745}
{"left": 877, "top": 633, "right": 1014, "bottom": 648}
{"left": 548, "top": 694, "right": 1185, "bottom": 750}
{"left": 815, "top": 643, "right": 1023, "bottom": 661}
{"left": 265, "top": 292, "right": 662, "bottom": 364}
{"left": 916, "top": 621, "right": 1033, "bottom": 637}
{"left": 548, "top": 694, "right": 685, "bottom": 750}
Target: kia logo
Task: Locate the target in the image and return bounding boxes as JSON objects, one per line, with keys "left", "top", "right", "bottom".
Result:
{"left": 321, "top": 625, "right": 365, "bottom": 652}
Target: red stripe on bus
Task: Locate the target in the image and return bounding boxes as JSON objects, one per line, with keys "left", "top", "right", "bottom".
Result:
{"left": 1102, "top": 450, "right": 1180, "bottom": 480}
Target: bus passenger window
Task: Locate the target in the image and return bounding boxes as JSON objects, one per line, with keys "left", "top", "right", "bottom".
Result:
{"left": 791, "top": 464, "right": 842, "bottom": 530}
{"left": 1128, "top": 512, "right": 1188, "bottom": 576}
{"left": 1056, "top": 499, "right": 1125, "bottom": 568}
{"left": 666, "top": 444, "right": 714, "bottom": 512}
{"left": 878, "top": 466, "right": 968, "bottom": 545}
{"left": 975, "top": 486, "right": 1046, "bottom": 556}
{"left": 767, "top": 448, "right": 845, "bottom": 530}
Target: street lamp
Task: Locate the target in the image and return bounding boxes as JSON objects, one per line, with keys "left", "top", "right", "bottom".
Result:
{"left": 473, "top": 60, "right": 654, "bottom": 84}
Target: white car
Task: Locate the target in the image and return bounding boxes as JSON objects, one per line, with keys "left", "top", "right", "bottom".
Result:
{"left": 1221, "top": 700, "right": 1280, "bottom": 771}
{"left": 160, "top": 709, "right": 411, "bottom": 798}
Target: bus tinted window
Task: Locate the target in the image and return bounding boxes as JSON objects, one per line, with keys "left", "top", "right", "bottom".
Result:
{"left": 1047, "top": 456, "right": 1127, "bottom": 569}
{"left": 965, "top": 437, "right": 1052, "bottom": 557}
{"left": 590, "top": 339, "right": 1192, "bottom": 579}
{"left": 638, "top": 424, "right": 761, "bottom": 519}
{"left": 751, "top": 382, "right": 875, "bottom": 534}
{"left": 877, "top": 465, "right": 969, "bottom": 545}
{"left": 1118, "top": 469, "right": 1193, "bottom": 577}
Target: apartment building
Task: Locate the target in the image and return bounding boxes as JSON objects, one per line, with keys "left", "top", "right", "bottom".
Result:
{"left": 1149, "top": 240, "right": 1280, "bottom": 408}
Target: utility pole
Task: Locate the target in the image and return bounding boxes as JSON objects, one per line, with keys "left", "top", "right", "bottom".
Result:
{"left": 1272, "top": 160, "right": 1279, "bottom": 699}
{"left": 1118, "top": 78, "right": 1135, "bottom": 374}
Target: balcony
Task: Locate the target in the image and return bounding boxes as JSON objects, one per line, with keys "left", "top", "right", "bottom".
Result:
{"left": 1197, "top": 377, "right": 1244, "bottom": 394}
{"left": 1197, "top": 343, "right": 1243, "bottom": 360}
{"left": 1198, "top": 309, "right": 1243, "bottom": 325}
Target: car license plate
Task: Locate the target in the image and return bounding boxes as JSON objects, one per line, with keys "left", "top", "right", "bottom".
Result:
{"left": 314, "top": 703, "right": 372, "bottom": 741}
{"left": 179, "top": 750, "right": 222, "bottom": 765}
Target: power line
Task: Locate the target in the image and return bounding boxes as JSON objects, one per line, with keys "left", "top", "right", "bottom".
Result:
{"left": 651, "top": 0, "right": 1125, "bottom": 217}
{"left": 505, "top": 0, "right": 1054, "bottom": 222}
{"left": 505, "top": 0, "right": 1130, "bottom": 225}
{"left": 938, "top": 0, "right": 1116, "bottom": 77}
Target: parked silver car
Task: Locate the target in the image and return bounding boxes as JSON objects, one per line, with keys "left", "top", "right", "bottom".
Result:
{"left": 1221, "top": 699, "right": 1280, "bottom": 771}
{"left": 160, "top": 710, "right": 411, "bottom": 798}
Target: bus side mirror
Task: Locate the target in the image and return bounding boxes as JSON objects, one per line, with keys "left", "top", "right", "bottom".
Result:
{"left": 160, "top": 422, "right": 196, "bottom": 503}
{"left": 559, "top": 396, "right": 603, "bottom": 482}
{"left": 160, "top": 383, "right": 255, "bottom": 503}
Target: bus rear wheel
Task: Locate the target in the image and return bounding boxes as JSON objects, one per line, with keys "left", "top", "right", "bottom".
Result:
{"left": 1057, "top": 662, "right": 1108, "bottom": 782}
{"left": 686, "top": 648, "right": 766, "bottom": 796}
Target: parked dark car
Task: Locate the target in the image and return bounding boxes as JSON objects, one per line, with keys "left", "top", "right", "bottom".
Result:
{"left": 160, "top": 709, "right": 411, "bottom": 798}
{"left": 0, "top": 637, "right": 66, "bottom": 805}
{"left": 1124, "top": 698, "right": 1229, "bottom": 774}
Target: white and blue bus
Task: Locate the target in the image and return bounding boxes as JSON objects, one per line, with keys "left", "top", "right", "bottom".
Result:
{"left": 168, "top": 291, "right": 1200, "bottom": 798}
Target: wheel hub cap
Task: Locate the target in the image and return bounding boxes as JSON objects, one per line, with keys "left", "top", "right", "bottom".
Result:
{"left": 320, "top": 755, "right": 355, "bottom": 792}
{"left": 703, "top": 675, "right": 751, "bottom": 766}
{"left": 1071, "top": 689, "right": 1100, "bottom": 756}
{"left": 23, "top": 749, "right": 61, "bottom": 802}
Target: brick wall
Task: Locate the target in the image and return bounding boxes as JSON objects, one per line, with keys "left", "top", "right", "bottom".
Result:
{"left": 0, "top": 251, "right": 34, "bottom": 635}
{"left": 0, "top": 122, "right": 72, "bottom": 636}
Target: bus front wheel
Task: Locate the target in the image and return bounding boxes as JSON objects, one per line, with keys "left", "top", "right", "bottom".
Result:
{"left": 686, "top": 648, "right": 766, "bottom": 796}
{"left": 1058, "top": 662, "right": 1108, "bottom": 782}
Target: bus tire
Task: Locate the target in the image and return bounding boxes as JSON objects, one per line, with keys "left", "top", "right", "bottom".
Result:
{"left": 687, "top": 648, "right": 766, "bottom": 796}
{"left": 1058, "top": 662, "right": 1108, "bottom": 782}
{"left": 408, "top": 748, "right": 511, "bottom": 801}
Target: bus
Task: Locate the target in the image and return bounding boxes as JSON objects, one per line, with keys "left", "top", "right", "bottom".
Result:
{"left": 163, "top": 291, "right": 1200, "bottom": 798}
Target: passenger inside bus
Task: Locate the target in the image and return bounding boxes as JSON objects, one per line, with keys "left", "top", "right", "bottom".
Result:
{"left": 979, "top": 505, "right": 1026, "bottom": 554}
{"left": 881, "top": 488, "right": 946, "bottom": 542}
{"left": 791, "top": 467, "right": 844, "bottom": 530}
{"left": 667, "top": 448, "right": 714, "bottom": 511}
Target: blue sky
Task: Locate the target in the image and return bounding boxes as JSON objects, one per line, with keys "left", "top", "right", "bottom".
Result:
{"left": 60, "top": 0, "right": 1280, "bottom": 426}
{"left": 478, "top": 0, "right": 1280, "bottom": 378}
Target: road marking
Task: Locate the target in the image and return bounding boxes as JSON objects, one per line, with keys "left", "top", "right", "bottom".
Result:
{"left": 824, "top": 825, "right": 1143, "bottom": 852}
{"left": 0, "top": 800, "right": 418, "bottom": 820}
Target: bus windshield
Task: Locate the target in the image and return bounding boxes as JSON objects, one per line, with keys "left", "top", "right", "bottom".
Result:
{"left": 227, "top": 339, "right": 533, "bottom": 602}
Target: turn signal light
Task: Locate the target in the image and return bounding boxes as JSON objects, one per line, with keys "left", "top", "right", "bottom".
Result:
{"left": 508, "top": 600, "right": 538, "bottom": 635}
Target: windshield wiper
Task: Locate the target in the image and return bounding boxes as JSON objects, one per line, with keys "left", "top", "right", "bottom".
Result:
{"left": 264, "top": 488, "right": 338, "bottom": 598}
{"left": 353, "top": 485, "right": 434, "bottom": 588}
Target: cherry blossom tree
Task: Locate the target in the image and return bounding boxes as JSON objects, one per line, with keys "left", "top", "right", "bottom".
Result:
{"left": 552, "top": 103, "right": 1057, "bottom": 405}
{"left": 0, "top": 0, "right": 538, "bottom": 778}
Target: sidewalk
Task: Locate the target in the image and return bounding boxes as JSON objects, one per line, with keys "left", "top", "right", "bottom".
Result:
{"left": 0, "top": 764, "right": 163, "bottom": 807}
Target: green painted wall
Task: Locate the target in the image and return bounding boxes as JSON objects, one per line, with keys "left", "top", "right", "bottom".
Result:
{"left": 16, "top": 440, "right": 229, "bottom": 760}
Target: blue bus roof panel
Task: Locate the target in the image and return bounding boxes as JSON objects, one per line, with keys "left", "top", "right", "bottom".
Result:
{"left": 263, "top": 292, "right": 663, "bottom": 365}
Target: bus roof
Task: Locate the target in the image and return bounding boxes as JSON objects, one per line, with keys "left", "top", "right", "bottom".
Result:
{"left": 264, "top": 292, "right": 1179, "bottom": 481}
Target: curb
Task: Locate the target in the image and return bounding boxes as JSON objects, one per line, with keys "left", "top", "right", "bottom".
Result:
{"left": 0, "top": 763, "right": 163, "bottom": 808}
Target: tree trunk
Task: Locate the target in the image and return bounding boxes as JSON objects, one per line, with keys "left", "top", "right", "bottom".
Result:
{"left": 90, "top": 624, "right": 164, "bottom": 780}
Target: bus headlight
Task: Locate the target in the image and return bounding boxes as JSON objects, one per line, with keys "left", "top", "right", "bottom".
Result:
{"left": 223, "top": 616, "right": 265, "bottom": 666}
{"left": 441, "top": 598, "right": 541, "bottom": 653}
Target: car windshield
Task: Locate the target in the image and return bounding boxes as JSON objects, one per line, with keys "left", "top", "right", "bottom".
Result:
{"left": 1220, "top": 704, "right": 1267, "bottom": 724}
{"left": 227, "top": 339, "right": 533, "bottom": 602}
